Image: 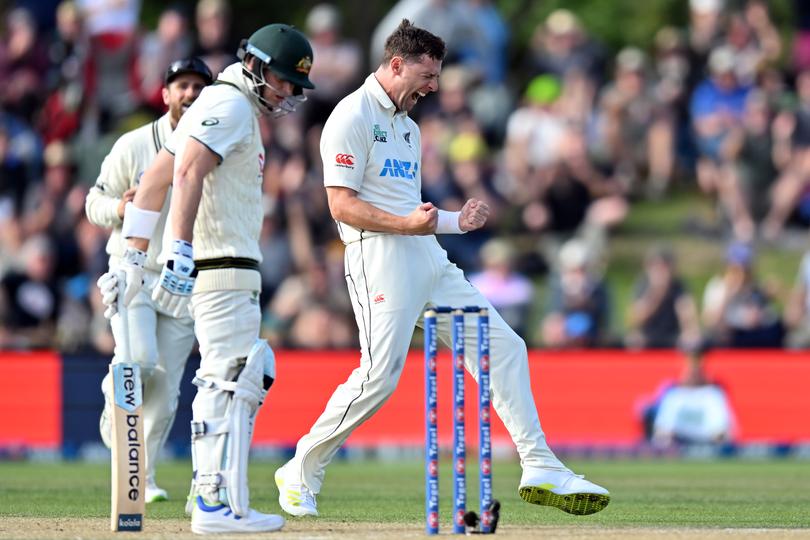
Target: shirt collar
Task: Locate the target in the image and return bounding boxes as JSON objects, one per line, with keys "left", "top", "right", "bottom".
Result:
{"left": 364, "top": 73, "right": 407, "bottom": 118}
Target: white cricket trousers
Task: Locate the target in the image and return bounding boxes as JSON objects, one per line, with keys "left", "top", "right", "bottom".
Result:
{"left": 189, "top": 288, "right": 260, "bottom": 501}
{"left": 108, "top": 270, "right": 195, "bottom": 487}
{"left": 288, "top": 234, "right": 566, "bottom": 493}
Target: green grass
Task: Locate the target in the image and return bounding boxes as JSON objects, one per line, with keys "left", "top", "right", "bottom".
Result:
{"left": 2, "top": 459, "right": 809, "bottom": 528}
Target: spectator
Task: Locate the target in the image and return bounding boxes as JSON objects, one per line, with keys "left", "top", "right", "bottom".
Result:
{"left": 77, "top": 0, "right": 141, "bottom": 120}
{"left": 502, "top": 74, "right": 567, "bottom": 202}
{"left": 724, "top": 6, "right": 781, "bottom": 86}
{"left": 0, "top": 8, "right": 50, "bottom": 123}
{"left": 650, "top": 353, "right": 734, "bottom": 447}
{"left": 302, "top": 3, "right": 362, "bottom": 130}
{"left": 0, "top": 112, "right": 42, "bottom": 219}
{"left": 526, "top": 9, "right": 606, "bottom": 86}
{"left": 685, "top": 0, "right": 726, "bottom": 88}
{"left": 46, "top": 0, "right": 87, "bottom": 92}
{"left": 20, "top": 141, "right": 79, "bottom": 238}
{"left": 702, "top": 242, "right": 784, "bottom": 348}
{"left": 136, "top": 5, "right": 193, "bottom": 112}
{"left": 690, "top": 45, "right": 753, "bottom": 238}
{"left": 469, "top": 238, "right": 534, "bottom": 337}
{"left": 541, "top": 238, "right": 610, "bottom": 348}
{"left": 652, "top": 26, "right": 695, "bottom": 179}
{"left": 264, "top": 250, "right": 352, "bottom": 349}
{"left": 761, "top": 69, "right": 810, "bottom": 242}
{"left": 594, "top": 47, "right": 676, "bottom": 198}
{"left": 722, "top": 90, "right": 783, "bottom": 241}
{"left": 625, "top": 245, "right": 701, "bottom": 350}
{"left": 519, "top": 128, "right": 628, "bottom": 260}
{"left": 0, "top": 234, "right": 60, "bottom": 349}
{"left": 192, "top": 0, "right": 237, "bottom": 77}
{"left": 40, "top": 0, "right": 88, "bottom": 144}
{"left": 440, "top": 131, "right": 500, "bottom": 270}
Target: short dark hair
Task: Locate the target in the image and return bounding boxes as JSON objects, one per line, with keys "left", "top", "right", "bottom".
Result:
{"left": 381, "top": 19, "right": 446, "bottom": 65}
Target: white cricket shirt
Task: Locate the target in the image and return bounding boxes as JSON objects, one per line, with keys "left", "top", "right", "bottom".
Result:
{"left": 321, "top": 74, "right": 422, "bottom": 243}
{"left": 164, "top": 63, "right": 264, "bottom": 292}
{"left": 85, "top": 113, "right": 172, "bottom": 273}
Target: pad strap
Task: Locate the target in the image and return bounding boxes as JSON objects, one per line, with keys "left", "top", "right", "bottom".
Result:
{"left": 197, "top": 472, "right": 227, "bottom": 488}
{"left": 193, "top": 376, "right": 238, "bottom": 393}
{"left": 190, "top": 418, "right": 229, "bottom": 439}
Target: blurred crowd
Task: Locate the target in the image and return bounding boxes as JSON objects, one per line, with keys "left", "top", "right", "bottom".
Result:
{"left": 2, "top": 0, "right": 810, "bottom": 355}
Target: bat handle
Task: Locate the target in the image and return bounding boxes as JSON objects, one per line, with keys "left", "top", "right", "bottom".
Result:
{"left": 115, "top": 270, "right": 132, "bottom": 365}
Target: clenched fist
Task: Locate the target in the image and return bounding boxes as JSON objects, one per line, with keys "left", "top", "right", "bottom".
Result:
{"left": 459, "top": 198, "right": 490, "bottom": 232}
{"left": 403, "top": 202, "right": 439, "bottom": 235}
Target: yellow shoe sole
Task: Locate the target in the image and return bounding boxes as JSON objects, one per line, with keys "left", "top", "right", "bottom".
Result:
{"left": 519, "top": 486, "right": 610, "bottom": 515}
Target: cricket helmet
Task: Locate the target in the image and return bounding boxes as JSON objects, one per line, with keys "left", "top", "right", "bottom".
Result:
{"left": 237, "top": 23, "right": 315, "bottom": 116}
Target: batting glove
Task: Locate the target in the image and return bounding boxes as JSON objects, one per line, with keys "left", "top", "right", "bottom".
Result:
{"left": 97, "top": 247, "right": 147, "bottom": 319}
{"left": 152, "top": 239, "right": 197, "bottom": 318}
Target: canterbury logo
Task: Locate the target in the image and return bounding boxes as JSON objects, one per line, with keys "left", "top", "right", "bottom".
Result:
{"left": 335, "top": 153, "right": 354, "bottom": 166}
{"left": 374, "top": 294, "right": 385, "bottom": 304}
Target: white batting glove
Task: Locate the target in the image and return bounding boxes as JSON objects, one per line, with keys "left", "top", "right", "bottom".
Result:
{"left": 97, "top": 247, "right": 147, "bottom": 319}
{"left": 152, "top": 239, "right": 196, "bottom": 318}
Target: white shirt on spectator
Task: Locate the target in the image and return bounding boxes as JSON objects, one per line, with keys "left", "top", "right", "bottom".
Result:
{"left": 653, "top": 384, "right": 733, "bottom": 443}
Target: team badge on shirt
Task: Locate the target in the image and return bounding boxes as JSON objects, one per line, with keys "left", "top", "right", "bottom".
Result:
{"left": 373, "top": 124, "right": 387, "bottom": 143}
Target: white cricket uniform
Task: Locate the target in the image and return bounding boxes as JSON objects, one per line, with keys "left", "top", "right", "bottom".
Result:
{"left": 85, "top": 112, "right": 195, "bottom": 487}
{"left": 163, "top": 63, "right": 265, "bottom": 504}
{"left": 286, "top": 74, "right": 566, "bottom": 493}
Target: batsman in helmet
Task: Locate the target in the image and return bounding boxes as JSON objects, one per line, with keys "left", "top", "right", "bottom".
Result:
{"left": 96, "top": 24, "right": 315, "bottom": 534}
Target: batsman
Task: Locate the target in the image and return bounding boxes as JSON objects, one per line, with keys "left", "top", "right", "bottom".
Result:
{"left": 87, "top": 57, "right": 213, "bottom": 504}
{"left": 275, "top": 20, "right": 611, "bottom": 519}
{"left": 97, "top": 24, "right": 315, "bottom": 534}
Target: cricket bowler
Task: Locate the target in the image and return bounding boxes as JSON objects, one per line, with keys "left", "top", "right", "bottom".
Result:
{"left": 274, "top": 19, "right": 610, "bottom": 518}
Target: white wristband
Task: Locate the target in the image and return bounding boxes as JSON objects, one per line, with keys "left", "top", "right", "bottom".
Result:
{"left": 436, "top": 210, "right": 465, "bottom": 234}
{"left": 121, "top": 202, "right": 161, "bottom": 240}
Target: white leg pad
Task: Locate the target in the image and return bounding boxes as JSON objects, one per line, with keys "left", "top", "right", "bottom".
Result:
{"left": 188, "top": 339, "right": 275, "bottom": 517}
{"left": 227, "top": 339, "right": 275, "bottom": 515}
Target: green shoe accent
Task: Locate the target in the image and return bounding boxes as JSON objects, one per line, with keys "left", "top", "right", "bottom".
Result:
{"left": 147, "top": 493, "right": 168, "bottom": 503}
{"left": 519, "top": 486, "right": 610, "bottom": 515}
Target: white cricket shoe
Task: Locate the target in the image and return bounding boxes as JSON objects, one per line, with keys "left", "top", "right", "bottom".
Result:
{"left": 274, "top": 465, "right": 318, "bottom": 517}
{"left": 190, "top": 496, "right": 285, "bottom": 534}
{"left": 146, "top": 483, "right": 169, "bottom": 503}
{"left": 518, "top": 467, "right": 610, "bottom": 515}
{"left": 99, "top": 376, "right": 112, "bottom": 449}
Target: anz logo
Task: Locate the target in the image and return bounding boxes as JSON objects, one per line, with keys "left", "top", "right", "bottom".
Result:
{"left": 379, "top": 158, "right": 418, "bottom": 180}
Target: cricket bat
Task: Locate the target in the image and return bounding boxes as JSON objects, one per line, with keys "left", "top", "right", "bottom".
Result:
{"left": 110, "top": 295, "right": 145, "bottom": 531}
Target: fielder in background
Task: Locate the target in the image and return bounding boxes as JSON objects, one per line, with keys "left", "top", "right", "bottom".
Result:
{"left": 86, "top": 57, "right": 213, "bottom": 504}
{"left": 97, "top": 24, "right": 315, "bottom": 534}
{"left": 275, "top": 19, "right": 611, "bottom": 518}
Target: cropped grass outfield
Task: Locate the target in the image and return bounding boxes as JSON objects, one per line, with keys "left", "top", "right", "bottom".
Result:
{"left": 2, "top": 458, "right": 810, "bottom": 533}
